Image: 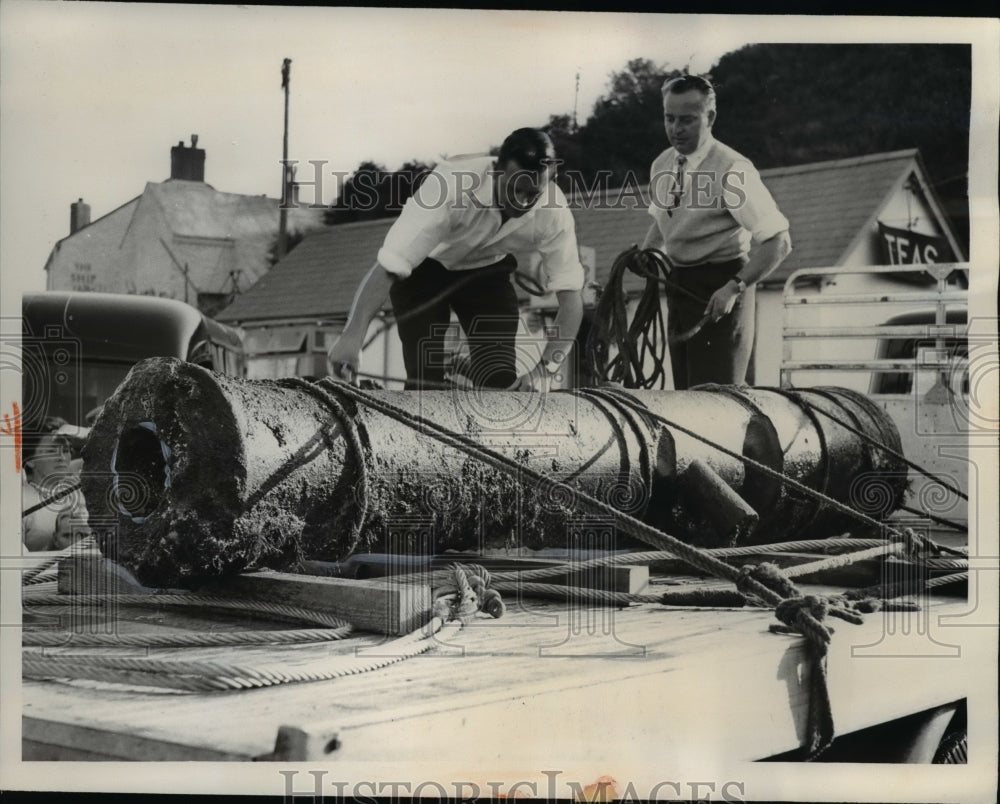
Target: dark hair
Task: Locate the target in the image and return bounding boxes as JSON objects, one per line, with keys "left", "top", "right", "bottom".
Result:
{"left": 662, "top": 74, "right": 717, "bottom": 112}
{"left": 22, "top": 416, "right": 69, "bottom": 477}
{"left": 497, "top": 128, "right": 556, "bottom": 173}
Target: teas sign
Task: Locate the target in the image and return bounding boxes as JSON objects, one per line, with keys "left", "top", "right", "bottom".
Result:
{"left": 878, "top": 222, "right": 955, "bottom": 265}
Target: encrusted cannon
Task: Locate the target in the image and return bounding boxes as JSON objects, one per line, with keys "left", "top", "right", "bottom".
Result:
{"left": 81, "top": 357, "right": 907, "bottom": 587}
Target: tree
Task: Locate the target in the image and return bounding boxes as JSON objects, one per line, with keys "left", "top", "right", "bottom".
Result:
{"left": 325, "top": 159, "right": 433, "bottom": 225}
{"left": 710, "top": 44, "right": 971, "bottom": 250}
{"left": 578, "top": 59, "right": 677, "bottom": 187}
{"left": 538, "top": 59, "right": 685, "bottom": 193}
{"left": 544, "top": 113, "right": 584, "bottom": 194}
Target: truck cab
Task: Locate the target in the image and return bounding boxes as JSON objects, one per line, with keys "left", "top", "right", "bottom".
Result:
{"left": 21, "top": 291, "right": 245, "bottom": 427}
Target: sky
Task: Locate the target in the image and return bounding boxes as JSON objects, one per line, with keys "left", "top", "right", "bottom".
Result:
{"left": 0, "top": 2, "right": 743, "bottom": 298}
{"left": 0, "top": 3, "right": 996, "bottom": 304}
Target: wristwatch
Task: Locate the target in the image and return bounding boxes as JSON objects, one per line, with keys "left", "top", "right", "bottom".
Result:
{"left": 541, "top": 353, "right": 564, "bottom": 376}
{"left": 729, "top": 276, "right": 747, "bottom": 294}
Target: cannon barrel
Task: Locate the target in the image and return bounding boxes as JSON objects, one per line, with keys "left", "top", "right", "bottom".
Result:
{"left": 81, "top": 358, "right": 907, "bottom": 587}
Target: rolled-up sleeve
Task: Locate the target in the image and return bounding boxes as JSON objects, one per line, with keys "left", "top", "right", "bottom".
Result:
{"left": 537, "top": 207, "right": 585, "bottom": 292}
{"left": 725, "top": 160, "right": 789, "bottom": 243}
{"left": 376, "top": 171, "right": 454, "bottom": 278}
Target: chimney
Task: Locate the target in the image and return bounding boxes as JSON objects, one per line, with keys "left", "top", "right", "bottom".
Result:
{"left": 70, "top": 198, "right": 91, "bottom": 234}
{"left": 170, "top": 135, "right": 205, "bottom": 182}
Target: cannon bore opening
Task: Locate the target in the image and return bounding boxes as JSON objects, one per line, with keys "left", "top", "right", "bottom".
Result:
{"left": 111, "top": 423, "right": 170, "bottom": 521}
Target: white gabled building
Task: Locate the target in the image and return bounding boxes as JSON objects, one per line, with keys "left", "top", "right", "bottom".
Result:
{"left": 43, "top": 137, "right": 324, "bottom": 317}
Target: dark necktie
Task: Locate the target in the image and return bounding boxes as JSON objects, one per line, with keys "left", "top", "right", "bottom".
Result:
{"left": 668, "top": 155, "right": 687, "bottom": 217}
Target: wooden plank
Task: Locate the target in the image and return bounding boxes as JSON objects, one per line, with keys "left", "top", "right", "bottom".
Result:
{"left": 19, "top": 593, "right": 972, "bottom": 763}
{"left": 301, "top": 553, "right": 649, "bottom": 594}
{"left": 22, "top": 717, "right": 248, "bottom": 761}
{"left": 200, "top": 571, "right": 431, "bottom": 636}
{"left": 262, "top": 601, "right": 973, "bottom": 763}
{"left": 475, "top": 556, "right": 649, "bottom": 594}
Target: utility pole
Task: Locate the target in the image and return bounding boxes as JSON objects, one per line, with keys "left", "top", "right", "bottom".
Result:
{"left": 573, "top": 69, "right": 580, "bottom": 132}
{"left": 277, "top": 57, "right": 292, "bottom": 260}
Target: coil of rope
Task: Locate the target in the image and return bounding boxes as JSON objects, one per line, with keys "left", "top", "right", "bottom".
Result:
{"left": 585, "top": 246, "right": 708, "bottom": 389}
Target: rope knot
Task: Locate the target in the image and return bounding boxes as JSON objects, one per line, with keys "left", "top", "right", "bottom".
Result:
{"left": 432, "top": 563, "right": 505, "bottom": 622}
{"left": 773, "top": 594, "right": 833, "bottom": 645}
{"left": 736, "top": 562, "right": 799, "bottom": 603}
{"left": 899, "top": 527, "right": 940, "bottom": 560}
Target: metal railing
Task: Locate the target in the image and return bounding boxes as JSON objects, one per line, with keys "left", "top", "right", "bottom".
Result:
{"left": 780, "top": 263, "right": 969, "bottom": 393}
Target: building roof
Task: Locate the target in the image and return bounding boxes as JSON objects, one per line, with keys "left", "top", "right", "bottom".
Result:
{"left": 759, "top": 149, "right": 923, "bottom": 282}
{"left": 220, "top": 149, "right": 946, "bottom": 323}
{"left": 217, "top": 217, "right": 395, "bottom": 323}
{"left": 44, "top": 180, "right": 325, "bottom": 290}
{"left": 147, "top": 180, "right": 322, "bottom": 241}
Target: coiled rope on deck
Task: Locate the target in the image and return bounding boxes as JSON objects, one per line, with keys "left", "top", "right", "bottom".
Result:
{"left": 23, "top": 617, "right": 462, "bottom": 692}
{"left": 21, "top": 593, "right": 353, "bottom": 648}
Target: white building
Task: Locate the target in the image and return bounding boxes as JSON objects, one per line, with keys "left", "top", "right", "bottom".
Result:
{"left": 43, "top": 136, "right": 324, "bottom": 317}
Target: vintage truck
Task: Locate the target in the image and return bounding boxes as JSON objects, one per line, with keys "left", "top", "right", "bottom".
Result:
{"left": 9, "top": 265, "right": 986, "bottom": 797}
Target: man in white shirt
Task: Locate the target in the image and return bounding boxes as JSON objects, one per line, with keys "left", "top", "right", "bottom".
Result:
{"left": 644, "top": 75, "right": 792, "bottom": 389}
{"left": 328, "top": 128, "right": 585, "bottom": 391}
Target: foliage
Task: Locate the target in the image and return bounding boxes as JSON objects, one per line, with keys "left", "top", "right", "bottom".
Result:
{"left": 324, "top": 160, "right": 433, "bottom": 225}
{"left": 709, "top": 44, "right": 970, "bottom": 249}
{"left": 322, "top": 46, "right": 971, "bottom": 249}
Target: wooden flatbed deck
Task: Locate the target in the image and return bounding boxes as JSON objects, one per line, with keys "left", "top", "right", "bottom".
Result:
{"left": 20, "top": 560, "right": 972, "bottom": 764}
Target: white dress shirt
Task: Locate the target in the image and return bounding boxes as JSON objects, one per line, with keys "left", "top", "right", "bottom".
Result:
{"left": 377, "top": 156, "right": 585, "bottom": 292}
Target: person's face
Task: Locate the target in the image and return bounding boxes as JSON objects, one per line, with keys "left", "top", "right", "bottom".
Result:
{"left": 26, "top": 434, "right": 71, "bottom": 483}
{"left": 663, "top": 89, "right": 716, "bottom": 155}
{"left": 495, "top": 159, "right": 553, "bottom": 219}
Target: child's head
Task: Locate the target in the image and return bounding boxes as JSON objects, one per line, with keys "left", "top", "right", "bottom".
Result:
{"left": 22, "top": 417, "right": 72, "bottom": 483}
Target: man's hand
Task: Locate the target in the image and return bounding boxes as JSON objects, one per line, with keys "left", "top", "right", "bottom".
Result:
{"left": 326, "top": 334, "right": 363, "bottom": 384}
{"left": 325, "top": 262, "right": 397, "bottom": 384}
{"left": 508, "top": 362, "right": 552, "bottom": 392}
{"left": 705, "top": 280, "right": 742, "bottom": 323}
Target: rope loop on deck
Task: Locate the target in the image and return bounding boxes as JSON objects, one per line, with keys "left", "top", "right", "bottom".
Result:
{"left": 432, "top": 563, "right": 505, "bottom": 621}
{"left": 769, "top": 595, "right": 838, "bottom": 758}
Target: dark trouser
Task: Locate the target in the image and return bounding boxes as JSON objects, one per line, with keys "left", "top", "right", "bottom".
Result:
{"left": 666, "top": 258, "right": 755, "bottom": 390}
{"left": 389, "top": 256, "right": 519, "bottom": 390}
